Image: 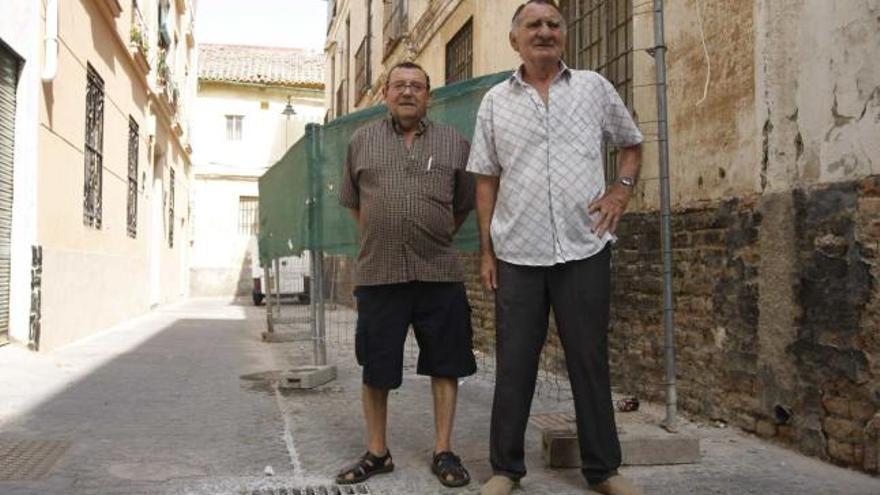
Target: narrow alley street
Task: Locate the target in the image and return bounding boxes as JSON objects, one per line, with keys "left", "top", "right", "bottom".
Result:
{"left": 0, "top": 299, "right": 878, "bottom": 495}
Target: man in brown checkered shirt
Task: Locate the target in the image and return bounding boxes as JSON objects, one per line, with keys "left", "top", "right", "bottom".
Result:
{"left": 336, "top": 62, "right": 476, "bottom": 488}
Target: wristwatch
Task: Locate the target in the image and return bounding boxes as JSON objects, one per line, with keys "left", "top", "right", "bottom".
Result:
{"left": 618, "top": 176, "right": 636, "bottom": 188}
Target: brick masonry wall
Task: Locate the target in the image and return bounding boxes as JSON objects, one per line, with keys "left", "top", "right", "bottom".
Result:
{"left": 461, "top": 252, "right": 569, "bottom": 377}
{"left": 462, "top": 176, "right": 880, "bottom": 473}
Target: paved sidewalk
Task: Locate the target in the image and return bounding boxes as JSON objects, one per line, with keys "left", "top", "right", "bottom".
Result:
{"left": 0, "top": 299, "right": 876, "bottom": 494}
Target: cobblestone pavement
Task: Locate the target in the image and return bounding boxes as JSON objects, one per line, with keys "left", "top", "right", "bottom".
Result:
{"left": 0, "top": 299, "right": 877, "bottom": 494}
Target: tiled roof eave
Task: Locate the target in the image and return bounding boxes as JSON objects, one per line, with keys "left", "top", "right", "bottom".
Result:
{"left": 198, "top": 76, "right": 325, "bottom": 90}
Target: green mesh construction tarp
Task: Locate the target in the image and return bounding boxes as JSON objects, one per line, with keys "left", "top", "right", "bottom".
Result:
{"left": 258, "top": 71, "right": 512, "bottom": 264}
{"left": 258, "top": 126, "right": 312, "bottom": 263}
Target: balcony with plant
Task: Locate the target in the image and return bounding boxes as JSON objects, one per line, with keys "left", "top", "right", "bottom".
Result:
{"left": 129, "top": 6, "right": 151, "bottom": 74}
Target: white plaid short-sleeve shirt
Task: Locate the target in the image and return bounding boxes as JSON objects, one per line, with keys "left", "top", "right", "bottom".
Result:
{"left": 466, "top": 63, "right": 643, "bottom": 266}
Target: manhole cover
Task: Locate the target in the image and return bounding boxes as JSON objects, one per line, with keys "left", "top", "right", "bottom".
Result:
{"left": 0, "top": 439, "right": 71, "bottom": 480}
{"left": 249, "top": 484, "right": 372, "bottom": 495}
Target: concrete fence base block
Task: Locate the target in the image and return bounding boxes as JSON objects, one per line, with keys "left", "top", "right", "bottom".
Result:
{"left": 280, "top": 365, "right": 337, "bottom": 389}
{"left": 542, "top": 428, "right": 701, "bottom": 467}
{"left": 261, "top": 331, "right": 314, "bottom": 343}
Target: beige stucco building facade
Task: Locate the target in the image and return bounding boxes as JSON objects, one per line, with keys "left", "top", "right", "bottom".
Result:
{"left": 189, "top": 45, "right": 324, "bottom": 297}
{"left": 0, "top": 0, "right": 197, "bottom": 351}
{"left": 324, "top": 0, "right": 522, "bottom": 118}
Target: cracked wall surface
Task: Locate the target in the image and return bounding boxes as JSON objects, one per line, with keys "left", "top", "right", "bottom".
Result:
{"left": 758, "top": 0, "right": 880, "bottom": 190}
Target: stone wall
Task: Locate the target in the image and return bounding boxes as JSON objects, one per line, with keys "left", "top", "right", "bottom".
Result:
{"left": 463, "top": 176, "right": 880, "bottom": 473}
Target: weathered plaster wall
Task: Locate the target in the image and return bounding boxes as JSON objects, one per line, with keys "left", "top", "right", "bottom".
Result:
{"left": 757, "top": 0, "right": 880, "bottom": 190}
{"left": 638, "top": 0, "right": 758, "bottom": 210}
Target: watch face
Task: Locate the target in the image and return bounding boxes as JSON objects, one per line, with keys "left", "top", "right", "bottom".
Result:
{"left": 620, "top": 177, "right": 635, "bottom": 187}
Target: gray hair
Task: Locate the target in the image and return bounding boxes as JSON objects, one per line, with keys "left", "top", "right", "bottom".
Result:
{"left": 509, "top": 0, "right": 566, "bottom": 33}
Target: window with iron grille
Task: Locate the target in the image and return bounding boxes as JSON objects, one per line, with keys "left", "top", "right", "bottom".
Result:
{"left": 127, "top": 117, "right": 139, "bottom": 238}
{"left": 239, "top": 196, "right": 259, "bottom": 236}
{"left": 168, "top": 168, "right": 174, "bottom": 248}
{"left": 335, "top": 80, "right": 347, "bottom": 118}
{"left": 354, "top": 0, "right": 373, "bottom": 101}
{"left": 329, "top": 53, "right": 336, "bottom": 117}
{"left": 559, "top": 0, "right": 634, "bottom": 183}
{"left": 83, "top": 64, "right": 104, "bottom": 228}
{"left": 445, "top": 19, "right": 473, "bottom": 85}
{"left": 383, "top": 0, "right": 407, "bottom": 59}
{"left": 354, "top": 39, "right": 368, "bottom": 100}
{"left": 225, "top": 115, "right": 243, "bottom": 141}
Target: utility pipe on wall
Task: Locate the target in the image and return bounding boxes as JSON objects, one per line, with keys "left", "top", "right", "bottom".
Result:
{"left": 42, "top": 0, "right": 59, "bottom": 82}
{"left": 653, "top": 0, "right": 678, "bottom": 432}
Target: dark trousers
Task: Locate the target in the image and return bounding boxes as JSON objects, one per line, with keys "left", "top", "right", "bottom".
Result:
{"left": 489, "top": 246, "right": 621, "bottom": 485}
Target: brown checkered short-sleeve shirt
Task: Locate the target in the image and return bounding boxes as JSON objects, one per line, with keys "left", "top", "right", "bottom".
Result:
{"left": 339, "top": 117, "right": 474, "bottom": 286}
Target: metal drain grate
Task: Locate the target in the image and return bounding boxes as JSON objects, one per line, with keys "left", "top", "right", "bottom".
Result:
{"left": 249, "top": 484, "right": 372, "bottom": 495}
{"left": 0, "top": 439, "right": 71, "bottom": 480}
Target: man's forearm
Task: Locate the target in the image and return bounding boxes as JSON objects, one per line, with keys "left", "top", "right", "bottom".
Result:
{"left": 475, "top": 175, "right": 499, "bottom": 256}
{"left": 617, "top": 144, "right": 642, "bottom": 182}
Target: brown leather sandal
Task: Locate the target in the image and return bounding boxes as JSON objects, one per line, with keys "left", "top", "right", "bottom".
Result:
{"left": 432, "top": 451, "right": 470, "bottom": 487}
{"left": 335, "top": 450, "right": 394, "bottom": 484}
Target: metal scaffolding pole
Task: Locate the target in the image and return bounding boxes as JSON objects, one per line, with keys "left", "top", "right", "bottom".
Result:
{"left": 314, "top": 123, "right": 328, "bottom": 367}
{"left": 653, "top": 0, "right": 678, "bottom": 431}
{"left": 308, "top": 123, "right": 328, "bottom": 367}
{"left": 263, "top": 264, "right": 273, "bottom": 333}
{"left": 309, "top": 250, "right": 320, "bottom": 363}
{"left": 273, "top": 258, "right": 282, "bottom": 318}
{"left": 315, "top": 253, "right": 326, "bottom": 366}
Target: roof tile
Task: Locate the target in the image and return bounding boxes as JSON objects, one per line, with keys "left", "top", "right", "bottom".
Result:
{"left": 198, "top": 44, "right": 324, "bottom": 88}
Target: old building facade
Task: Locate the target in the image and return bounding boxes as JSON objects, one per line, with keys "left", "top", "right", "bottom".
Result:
{"left": 324, "top": 0, "right": 523, "bottom": 118}
{"left": 189, "top": 45, "right": 324, "bottom": 297}
{"left": 324, "top": 0, "right": 880, "bottom": 472}
{"left": 0, "top": 0, "right": 197, "bottom": 351}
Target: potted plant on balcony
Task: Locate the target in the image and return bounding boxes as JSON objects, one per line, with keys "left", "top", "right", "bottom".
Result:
{"left": 130, "top": 24, "right": 148, "bottom": 54}
{"left": 156, "top": 55, "right": 169, "bottom": 86}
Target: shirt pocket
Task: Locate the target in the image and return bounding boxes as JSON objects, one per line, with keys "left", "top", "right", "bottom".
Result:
{"left": 566, "top": 105, "right": 602, "bottom": 160}
{"left": 419, "top": 158, "right": 455, "bottom": 205}
{"left": 576, "top": 121, "right": 603, "bottom": 160}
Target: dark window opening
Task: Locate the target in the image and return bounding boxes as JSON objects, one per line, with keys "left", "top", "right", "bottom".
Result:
{"left": 445, "top": 19, "right": 473, "bottom": 85}
{"left": 127, "top": 117, "right": 139, "bottom": 238}
{"left": 168, "top": 167, "right": 175, "bottom": 248}
{"left": 84, "top": 64, "right": 104, "bottom": 228}
{"left": 239, "top": 196, "right": 259, "bottom": 236}
{"left": 383, "top": 0, "right": 407, "bottom": 59}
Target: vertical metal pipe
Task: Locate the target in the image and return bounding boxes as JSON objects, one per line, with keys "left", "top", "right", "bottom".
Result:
{"left": 273, "top": 258, "right": 281, "bottom": 318}
{"left": 310, "top": 124, "right": 327, "bottom": 366}
{"left": 310, "top": 250, "right": 320, "bottom": 364}
{"left": 653, "top": 0, "right": 677, "bottom": 431}
{"left": 305, "top": 123, "right": 325, "bottom": 366}
{"left": 316, "top": 252, "right": 326, "bottom": 366}
{"left": 264, "top": 264, "right": 273, "bottom": 333}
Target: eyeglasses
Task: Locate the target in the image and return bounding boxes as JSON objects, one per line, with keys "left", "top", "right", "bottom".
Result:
{"left": 387, "top": 81, "right": 428, "bottom": 94}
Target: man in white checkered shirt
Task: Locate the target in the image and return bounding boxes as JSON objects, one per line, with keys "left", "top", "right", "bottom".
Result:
{"left": 467, "top": 2, "right": 644, "bottom": 495}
